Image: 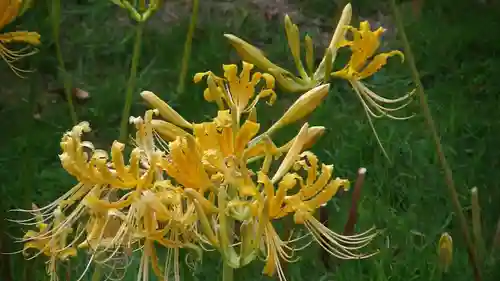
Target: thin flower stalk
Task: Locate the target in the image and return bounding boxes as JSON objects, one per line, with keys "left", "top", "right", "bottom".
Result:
{"left": 389, "top": 0, "right": 481, "bottom": 280}
{"left": 49, "top": 0, "right": 78, "bottom": 125}
{"left": 112, "top": 0, "right": 161, "bottom": 142}
{"left": 176, "top": 0, "right": 199, "bottom": 95}
{"left": 119, "top": 21, "right": 144, "bottom": 142}
{"left": 471, "top": 187, "right": 485, "bottom": 266}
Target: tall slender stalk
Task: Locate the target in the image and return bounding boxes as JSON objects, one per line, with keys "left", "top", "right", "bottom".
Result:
{"left": 389, "top": 1, "right": 481, "bottom": 280}
{"left": 90, "top": 265, "right": 102, "bottom": 281}
{"left": 50, "top": 0, "right": 78, "bottom": 125}
{"left": 222, "top": 262, "right": 233, "bottom": 281}
{"left": 176, "top": 0, "right": 199, "bottom": 94}
{"left": 471, "top": 187, "right": 485, "bottom": 266}
{"left": 119, "top": 21, "right": 144, "bottom": 142}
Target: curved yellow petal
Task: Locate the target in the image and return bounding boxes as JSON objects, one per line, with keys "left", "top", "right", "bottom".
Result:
{"left": 235, "top": 119, "right": 260, "bottom": 158}
{"left": 0, "top": 31, "right": 40, "bottom": 45}
{"left": 357, "top": 50, "right": 404, "bottom": 80}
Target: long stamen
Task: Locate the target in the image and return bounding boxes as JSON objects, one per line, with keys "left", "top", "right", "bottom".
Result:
{"left": 358, "top": 87, "right": 414, "bottom": 120}
{"left": 351, "top": 82, "right": 391, "bottom": 160}
{"left": 304, "top": 217, "right": 378, "bottom": 260}
{"left": 358, "top": 81, "right": 415, "bottom": 104}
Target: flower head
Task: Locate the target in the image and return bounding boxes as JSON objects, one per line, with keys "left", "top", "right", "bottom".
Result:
{"left": 194, "top": 61, "right": 276, "bottom": 118}
{"left": 332, "top": 20, "right": 415, "bottom": 159}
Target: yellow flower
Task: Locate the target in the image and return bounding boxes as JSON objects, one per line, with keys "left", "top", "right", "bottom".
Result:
{"left": 160, "top": 134, "right": 213, "bottom": 192}
{"left": 331, "top": 20, "right": 415, "bottom": 159}
{"left": 251, "top": 150, "right": 377, "bottom": 281}
{"left": 0, "top": 0, "right": 41, "bottom": 77}
{"left": 194, "top": 61, "right": 276, "bottom": 120}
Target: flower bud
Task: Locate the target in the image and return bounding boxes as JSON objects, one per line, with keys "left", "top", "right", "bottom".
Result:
{"left": 267, "top": 84, "right": 329, "bottom": 136}
{"left": 140, "top": 91, "right": 192, "bottom": 129}
{"left": 438, "top": 232, "right": 453, "bottom": 273}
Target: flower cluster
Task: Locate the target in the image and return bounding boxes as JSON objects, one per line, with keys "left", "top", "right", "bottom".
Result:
{"left": 17, "top": 61, "right": 378, "bottom": 281}
{"left": 225, "top": 3, "right": 414, "bottom": 159}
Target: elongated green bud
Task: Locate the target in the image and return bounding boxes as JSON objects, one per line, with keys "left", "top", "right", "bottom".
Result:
{"left": 267, "top": 84, "right": 329, "bottom": 136}
{"left": 140, "top": 91, "right": 192, "bottom": 129}
{"left": 305, "top": 34, "right": 314, "bottom": 75}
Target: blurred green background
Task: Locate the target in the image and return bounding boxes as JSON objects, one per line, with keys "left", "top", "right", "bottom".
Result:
{"left": 1, "top": 0, "right": 500, "bottom": 280}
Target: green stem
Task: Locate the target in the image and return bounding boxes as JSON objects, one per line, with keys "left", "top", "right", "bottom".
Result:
{"left": 50, "top": 0, "right": 78, "bottom": 125}
{"left": 222, "top": 262, "right": 233, "bottom": 281}
{"left": 91, "top": 264, "right": 102, "bottom": 281}
{"left": 119, "top": 22, "right": 144, "bottom": 142}
{"left": 471, "top": 187, "right": 485, "bottom": 267}
{"left": 388, "top": 1, "right": 481, "bottom": 281}
{"left": 177, "top": 0, "right": 199, "bottom": 94}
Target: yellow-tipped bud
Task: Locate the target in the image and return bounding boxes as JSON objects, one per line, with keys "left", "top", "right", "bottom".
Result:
{"left": 328, "top": 3, "right": 352, "bottom": 50}
{"left": 224, "top": 34, "right": 288, "bottom": 75}
{"left": 224, "top": 34, "right": 314, "bottom": 93}
{"left": 140, "top": 91, "right": 192, "bottom": 129}
{"left": 151, "top": 119, "right": 189, "bottom": 141}
{"left": 271, "top": 123, "right": 309, "bottom": 184}
{"left": 278, "top": 126, "right": 326, "bottom": 154}
{"left": 438, "top": 232, "right": 453, "bottom": 273}
{"left": 267, "top": 84, "right": 329, "bottom": 135}
{"left": 314, "top": 3, "right": 352, "bottom": 79}
{"left": 303, "top": 126, "right": 326, "bottom": 150}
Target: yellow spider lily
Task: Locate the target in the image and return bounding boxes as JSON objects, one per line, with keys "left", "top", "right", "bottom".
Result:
{"left": 331, "top": 20, "right": 415, "bottom": 159}
{"left": 332, "top": 21, "right": 414, "bottom": 120}
{"left": 0, "top": 0, "right": 41, "bottom": 77}
{"left": 194, "top": 61, "right": 276, "bottom": 122}
{"left": 255, "top": 151, "right": 378, "bottom": 280}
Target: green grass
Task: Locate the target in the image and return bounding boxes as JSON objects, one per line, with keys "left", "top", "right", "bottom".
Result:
{"left": 1, "top": 0, "right": 500, "bottom": 280}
